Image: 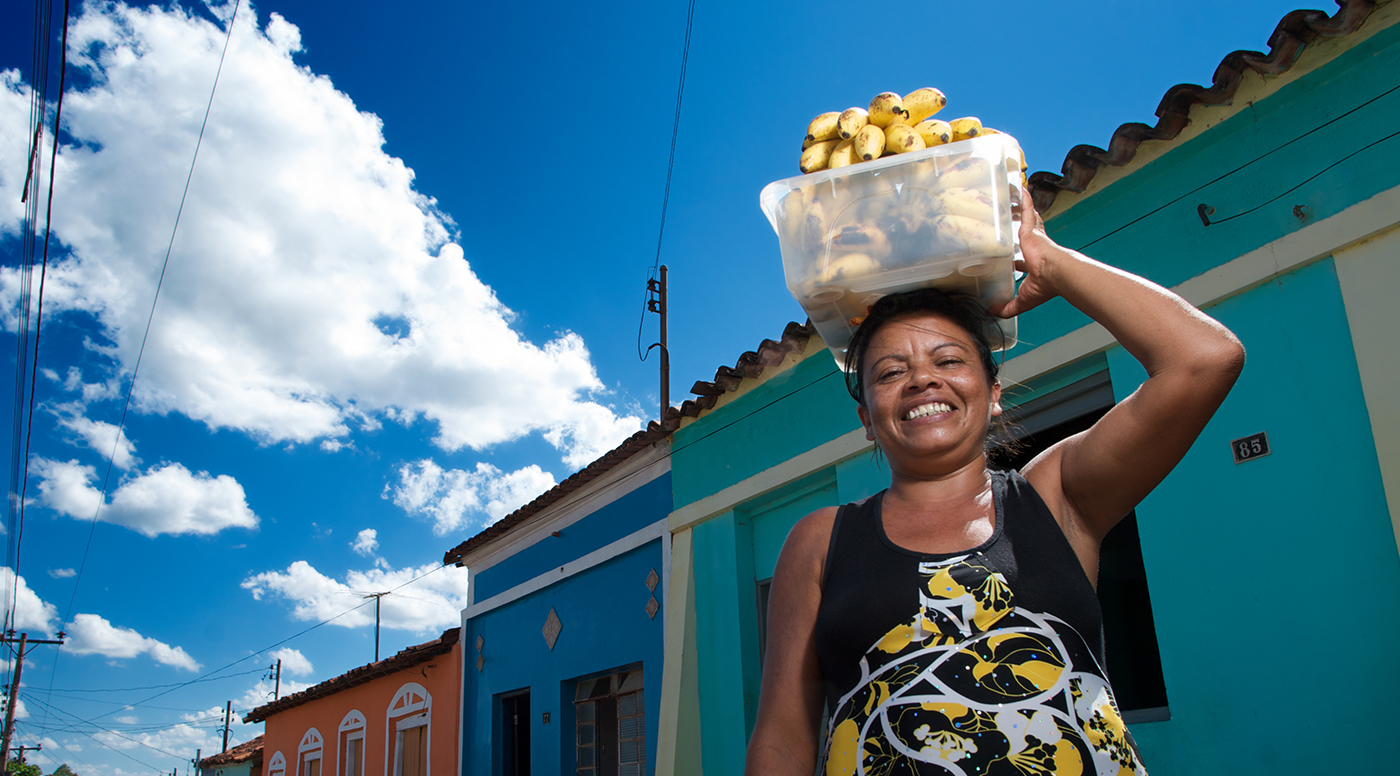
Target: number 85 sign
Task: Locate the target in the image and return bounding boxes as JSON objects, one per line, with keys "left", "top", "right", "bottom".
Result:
{"left": 1230, "top": 432, "right": 1271, "bottom": 464}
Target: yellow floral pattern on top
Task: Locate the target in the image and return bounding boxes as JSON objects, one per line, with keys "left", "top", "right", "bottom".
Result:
{"left": 822, "top": 554, "right": 1146, "bottom": 776}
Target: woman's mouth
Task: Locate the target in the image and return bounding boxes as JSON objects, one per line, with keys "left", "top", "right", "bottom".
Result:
{"left": 904, "top": 402, "right": 952, "bottom": 420}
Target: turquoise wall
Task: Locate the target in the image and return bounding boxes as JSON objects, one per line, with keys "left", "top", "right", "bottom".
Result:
{"left": 1108, "top": 258, "right": 1399, "bottom": 774}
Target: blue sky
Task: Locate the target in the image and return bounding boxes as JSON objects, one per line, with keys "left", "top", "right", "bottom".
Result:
{"left": 0, "top": 0, "right": 1315, "bottom": 773}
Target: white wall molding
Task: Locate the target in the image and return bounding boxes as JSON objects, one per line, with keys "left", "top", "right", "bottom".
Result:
{"left": 463, "top": 518, "right": 668, "bottom": 620}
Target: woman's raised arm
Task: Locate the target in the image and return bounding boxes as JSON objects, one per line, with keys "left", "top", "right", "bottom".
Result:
{"left": 993, "top": 195, "right": 1245, "bottom": 546}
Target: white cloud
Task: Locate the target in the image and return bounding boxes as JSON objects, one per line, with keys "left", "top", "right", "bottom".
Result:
{"left": 0, "top": 2, "right": 640, "bottom": 470}
{"left": 386, "top": 459, "right": 555, "bottom": 536}
{"left": 113, "top": 715, "right": 138, "bottom": 725}
{"left": 32, "top": 458, "right": 257, "bottom": 537}
{"left": 242, "top": 560, "right": 469, "bottom": 635}
{"left": 56, "top": 414, "right": 139, "bottom": 469}
{"left": 351, "top": 528, "right": 378, "bottom": 556}
{"left": 0, "top": 568, "right": 59, "bottom": 634}
{"left": 64, "top": 613, "right": 201, "bottom": 671}
{"left": 48, "top": 568, "right": 77, "bottom": 578}
{"left": 270, "top": 647, "right": 313, "bottom": 677}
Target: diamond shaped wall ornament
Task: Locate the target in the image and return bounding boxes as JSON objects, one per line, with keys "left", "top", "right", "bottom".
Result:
{"left": 645, "top": 568, "right": 660, "bottom": 592}
{"left": 543, "top": 608, "right": 563, "bottom": 650}
{"left": 476, "top": 635, "right": 484, "bottom": 652}
{"left": 476, "top": 655, "right": 484, "bottom": 672}
{"left": 645, "top": 596, "right": 659, "bottom": 620}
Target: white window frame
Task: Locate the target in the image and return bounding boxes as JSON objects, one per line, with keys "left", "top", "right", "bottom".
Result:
{"left": 297, "top": 728, "right": 324, "bottom": 776}
{"left": 267, "top": 751, "right": 287, "bottom": 776}
{"left": 337, "top": 711, "right": 366, "bottom": 776}
{"left": 384, "top": 683, "right": 431, "bottom": 776}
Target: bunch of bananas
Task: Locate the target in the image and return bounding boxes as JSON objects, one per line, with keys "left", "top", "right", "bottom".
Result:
{"left": 798, "top": 88, "right": 1026, "bottom": 184}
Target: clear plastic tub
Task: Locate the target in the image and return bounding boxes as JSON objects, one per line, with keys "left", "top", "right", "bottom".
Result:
{"left": 760, "top": 133, "right": 1023, "bottom": 369}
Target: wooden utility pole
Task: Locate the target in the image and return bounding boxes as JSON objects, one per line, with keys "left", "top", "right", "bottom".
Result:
{"left": 0, "top": 632, "right": 64, "bottom": 773}
{"left": 221, "top": 701, "right": 231, "bottom": 753}
{"left": 361, "top": 593, "right": 388, "bottom": 661}
{"left": 646, "top": 265, "right": 670, "bottom": 423}
{"left": 274, "top": 659, "right": 281, "bottom": 699}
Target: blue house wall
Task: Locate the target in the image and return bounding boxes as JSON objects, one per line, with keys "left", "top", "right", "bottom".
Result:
{"left": 459, "top": 469, "right": 671, "bottom": 776}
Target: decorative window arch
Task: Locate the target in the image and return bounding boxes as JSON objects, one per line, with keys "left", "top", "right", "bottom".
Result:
{"left": 337, "top": 711, "right": 366, "bottom": 776}
{"left": 385, "top": 683, "right": 431, "bottom": 776}
{"left": 267, "top": 752, "right": 287, "bottom": 776}
{"left": 297, "top": 728, "right": 324, "bottom": 776}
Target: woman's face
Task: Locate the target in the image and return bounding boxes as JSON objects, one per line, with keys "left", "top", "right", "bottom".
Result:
{"left": 856, "top": 312, "right": 1002, "bottom": 472}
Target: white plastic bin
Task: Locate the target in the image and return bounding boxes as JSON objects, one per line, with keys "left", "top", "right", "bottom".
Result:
{"left": 760, "top": 133, "right": 1023, "bottom": 368}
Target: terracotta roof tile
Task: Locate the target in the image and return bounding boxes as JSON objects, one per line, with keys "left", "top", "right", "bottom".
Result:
{"left": 440, "top": 321, "right": 816, "bottom": 566}
{"left": 242, "top": 629, "right": 458, "bottom": 723}
{"left": 199, "top": 735, "right": 263, "bottom": 768}
{"left": 1028, "top": 0, "right": 1384, "bottom": 213}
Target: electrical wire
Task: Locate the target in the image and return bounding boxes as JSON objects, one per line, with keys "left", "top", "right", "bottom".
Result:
{"left": 1072, "top": 80, "right": 1400, "bottom": 253}
{"left": 637, "top": 0, "right": 697, "bottom": 363}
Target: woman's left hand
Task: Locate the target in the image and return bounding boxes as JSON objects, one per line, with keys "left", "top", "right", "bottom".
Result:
{"left": 987, "top": 188, "right": 1067, "bottom": 319}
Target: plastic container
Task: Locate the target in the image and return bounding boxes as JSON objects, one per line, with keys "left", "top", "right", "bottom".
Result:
{"left": 760, "top": 133, "right": 1023, "bottom": 369}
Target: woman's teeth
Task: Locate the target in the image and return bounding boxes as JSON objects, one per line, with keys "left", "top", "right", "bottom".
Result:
{"left": 905, "top": 402, "right": 951, "bottom": 420}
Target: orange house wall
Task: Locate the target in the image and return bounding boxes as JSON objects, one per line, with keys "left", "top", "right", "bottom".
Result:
{"left": 261, "top": 644, "right": 462, "bottom": 776}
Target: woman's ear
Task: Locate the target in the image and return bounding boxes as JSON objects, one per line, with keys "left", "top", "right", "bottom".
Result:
{"left": 991, "top": 381, "right": 1003, "bottom": 418}
{"left": 857, "top": 404, "right": 876, "bottom": 441}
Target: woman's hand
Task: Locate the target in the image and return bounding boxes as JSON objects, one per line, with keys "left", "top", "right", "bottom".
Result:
{"left": 987, "top": 188, "right": 1070, "bottom": 320}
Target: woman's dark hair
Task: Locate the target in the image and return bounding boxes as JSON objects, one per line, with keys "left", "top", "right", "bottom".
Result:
{"left": 843, "top": 288, "right": 1003, "bottom": 406}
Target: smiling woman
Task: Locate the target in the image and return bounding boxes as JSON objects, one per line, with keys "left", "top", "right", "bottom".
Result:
{"left": 744, "top": 197, "right": 1245, "bottom": 776}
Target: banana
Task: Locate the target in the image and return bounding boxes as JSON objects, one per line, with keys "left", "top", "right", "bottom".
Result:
{"left": 902, "top": 87, "right": 947, "bottom": 124}
{"left": 868, "top": 92, "right": 908, "bottom": 128}
{"left": 915, "top": 119, "right": 952, "bottom": 147}
{"left": 931, "top": 214, "right": 1002, "bottom": 255}
{"left": 884, "top": 124, "right": 925, "bottom": 154}
{"left": 930, "top": 187, "right": 996, "bottom": 224}
{"left": 800, "top": 139, "right": 839, "bottom": 173}
{"left": 936, "top": 157, "right": 992, "bottom": 189}
{"left": 814, "top": 252, "right": 877, "bottom": 286}
{"left": 837, "top": 107, "right": 869, "bottom": 140}
{"left": 806, "top": 111, "right": 842, "bottom": 146}
{"left": 829, "top": 222, "right": 893, "bottom": 260}
{"left": 949, "top": 116, "right": 983, "bottom": 142}
{"left": 827, "top": 138, "right": 859, "bottom": 169}
{"left": 853, "top": 124, "right": 886, "bottom": 161}
{"left": 782, "top": 187, "right": 828, "bottom": 255}
{"left": 980, "top": 127, "right": 1002, "bottom": 136}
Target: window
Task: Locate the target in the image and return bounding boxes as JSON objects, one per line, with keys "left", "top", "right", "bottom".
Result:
{"left": 267, "top": 752, "right": 286, "bottom": 776}
{"left": 298, "top": 729, "right": 323, "bottom": 776}
{"left": 386, "top": 683, "right": 431, "bottom": 776}
{"left": 338, "top": 711, "right": 365, "bottom": 776}
{"left": 575, "top": 668, "right": 645, "bottom": 776}
{"left": 993, "top": 370, "right": 1170, "bottom": 721}
{"left": 499, "top": 690, "right": 530, "bottom": 776}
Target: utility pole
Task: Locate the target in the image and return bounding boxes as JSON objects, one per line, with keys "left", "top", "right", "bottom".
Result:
{"left": 360, "top": 593, "right": 388, "bottom": 661}
{"left": 274, "top": 659, "right": 281, "bottom": 699}
{"left": 221, "top": 701, "right": 231, "bottom": 753}
{"left": 646, "top": 265, "right": 670, "bottom": 423}
{"left": 0, "top": 632, "right": 64, "bottom": 772}
{"left": 11, "top": 744, "right": 38, "bottom": 762}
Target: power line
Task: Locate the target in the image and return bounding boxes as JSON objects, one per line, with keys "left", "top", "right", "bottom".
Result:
{"left": 637, "top": 0, "right": 697, "bottom": 363}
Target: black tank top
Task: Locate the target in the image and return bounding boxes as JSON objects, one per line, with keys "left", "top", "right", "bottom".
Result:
{"left": 813, "top": 469, "right": 1147, "bottom": 775}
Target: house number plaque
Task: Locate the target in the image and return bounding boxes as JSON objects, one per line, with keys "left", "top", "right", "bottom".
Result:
{"left": 1230, "top": 431, "right": 1271, "bottom": 464}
